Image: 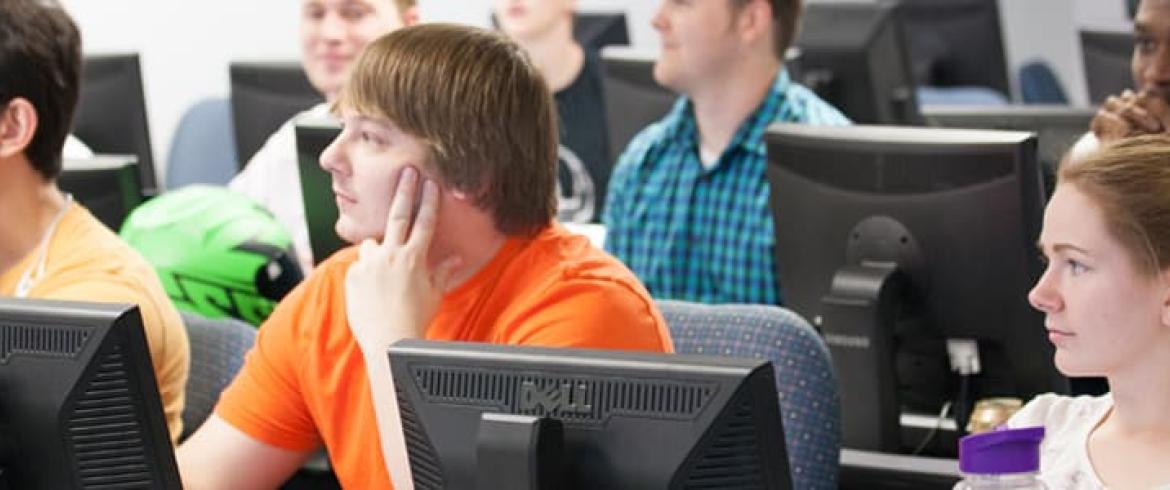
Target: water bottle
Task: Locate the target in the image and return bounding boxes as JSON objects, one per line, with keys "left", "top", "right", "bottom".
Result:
{"left": 955, "top": 426, "right": 1047, "bottom": 489}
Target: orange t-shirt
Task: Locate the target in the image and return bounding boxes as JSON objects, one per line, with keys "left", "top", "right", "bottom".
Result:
{"left": 0, "top": 204, "right": 191, "bottom": 442}
{"left": 215, "top": 224, "right": 673, "bottom": 489}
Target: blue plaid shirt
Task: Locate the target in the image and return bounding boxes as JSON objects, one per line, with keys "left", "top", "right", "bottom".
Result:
{"left": 603, "top": 69, "right": 850, "bottom": 305}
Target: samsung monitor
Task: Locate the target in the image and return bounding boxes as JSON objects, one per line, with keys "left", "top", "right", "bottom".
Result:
{"left": 795, "top": 1, "right": 920, "bottom": 124}
{"left": 1080, "top": 29, "right": 1134, "bottom": 104}
{"left": 58, "top": 154, "right": 145, "bottom": 231}
{"left": 389, "top": 339, "right": 792, "bottom": 489}
{"left": 229, "top": 60, "right": 324, "bottom": 166}
{"left": 73, "top": 53, "right": 157, "bottom": 196}
{"left": 922, "top": 104, "right": 1096, "bottom": 195}
{"left": 0, "top": 298, "right": 181, "bottom": 489}
{"left": 765, "top": 124, "right": 1068, "bottom": 455}
{"left": 295, "top": 118, "right": 346, "bottom": 265}
{"left": 893, "top": 0, "right": 1011, "bottom": 98}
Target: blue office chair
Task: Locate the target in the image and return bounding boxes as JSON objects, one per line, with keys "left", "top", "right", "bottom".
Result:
{"left": 179, "top": 312, "right": 256, "bottom": 442}
{"left": 658, "top": 300, "right": 841, "bottom": 490}
{"left": 1019, "top": 60, "right": 1069, "bottom": 105}
{"left": 166, "top": 98, "right": 239, "bottom": 190}
{"left": 179, "top": 312, "right": 340, "bottom": 489}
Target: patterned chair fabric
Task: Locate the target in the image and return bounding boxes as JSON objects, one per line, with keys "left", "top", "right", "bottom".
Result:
{"left": 179, "top": 312, "right": 256, "bottom": 442}
{"left": 658, "top": 300, "right": 841, "bottom": 490}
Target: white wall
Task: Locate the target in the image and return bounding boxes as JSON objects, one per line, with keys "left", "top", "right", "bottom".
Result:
{"left": 61, "top": 0, "right": 1130, "bottom": 185}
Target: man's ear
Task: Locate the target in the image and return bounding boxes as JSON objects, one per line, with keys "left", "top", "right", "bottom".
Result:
{"left": 1160, "top": 268, "right": 1170, "bottom": 328}
{"left": 401, "top": 5, "right": 421, "bottom": 26}
{"left": 0, "top": 98, "right": 37, "bottom": 160}
{"left": 736, "top": 0, "right": 774, "bottom": 49}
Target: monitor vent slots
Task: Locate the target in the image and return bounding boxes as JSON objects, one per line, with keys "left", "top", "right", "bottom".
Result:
{"left": 0, "top": 323, "right": 89, "bottom": 362}
{"left": 682, "top": 394, "right": 767, "bottom": 489}
{"left": 411, "top": 366, "right": 717, "bottom": 424}
{"left": 68, "top": 344, "right": 156, "bottom": 489}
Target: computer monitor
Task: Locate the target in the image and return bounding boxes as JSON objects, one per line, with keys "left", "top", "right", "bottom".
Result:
{"left": 229, "top": 60, "right": 324, "bottom": 166}
{"left": 599, "top": 47, "right": 677, "bottom": 165}
{"left": 0, "top": 298, "right": 181, "bottom": 489}
{"left": 795, "top": 1, "right": 920, "bottom": 124}
{"left": 74, "top": 53, "right": 157, "bottom": 195}
{"left": 1080, "top": 29, "right": 1134, "bottom": 104}
{"left": 573, "top": 12, "right": 629, "bottom": 51}
{"left": 388, "top": 339, "right": 792, "bottom": 489}
{"left": 295, "top": 118, "right": 346, "bottom": 265}
{"left": 893, "top": 0, "right": 1011, "bottom": 98}
{"left": 922, "top": 104, "right": 1096, "bottom": 195}
{"left": 765, "top": 124, "right": 1068, "bottom": 455}
{"left": 58, "top": 154, "right": 145, "bottom": 231}
{"left": 490, "top": 12, "right": 629, "bottom": 52}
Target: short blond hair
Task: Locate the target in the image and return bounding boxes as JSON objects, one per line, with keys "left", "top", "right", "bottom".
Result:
{"left": 1060, "top": 134, "right": 1170, "bottom": 276}
{"left": 338, "top": 24, "right": 558, "bottom": 236}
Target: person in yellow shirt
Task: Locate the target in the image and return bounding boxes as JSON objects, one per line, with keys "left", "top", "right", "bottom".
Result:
{"left": 0, "top": 0, "right": 189, "bottom": 442}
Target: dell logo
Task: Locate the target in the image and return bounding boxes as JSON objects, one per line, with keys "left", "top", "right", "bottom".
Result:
{"left": 519, "top": 381, "right": 593, "bottom": 415}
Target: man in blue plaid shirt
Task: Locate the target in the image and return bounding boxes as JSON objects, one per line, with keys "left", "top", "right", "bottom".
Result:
{"left": 604, "top": 0, "right": 850, "bottom": 305}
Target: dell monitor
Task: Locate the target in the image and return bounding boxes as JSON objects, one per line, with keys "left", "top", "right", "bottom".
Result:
{"left": 795, "top": 1, "right": 920, "bottom": 124}
{"left": 1080, "top": 29, "right": 1134, "bottom": 104}
{"left": 230, "top": 60, "right": 324, "bottom": 166}
{"left": 74, "top": 53, "right": 157, "bottom": 195}
{"left": 296, "top": 118, "right": 346, "bottom": 265}
{"left": 389, "top": 339, "right": 792, "bottom": 489}
{"left": 893, "top": 0, "right": 1011, "bottom": 99}
{"left": 765, "top": 124, "right": 1068, "bottom": 456}
{"left": 0, "top": 298, "right": 181, "bottom": 489}
{"left": 59, "top": 154, "right": 145, "bottom": 231}
{"left": 922, "top": 104, "right": 1096, "bottom": 195}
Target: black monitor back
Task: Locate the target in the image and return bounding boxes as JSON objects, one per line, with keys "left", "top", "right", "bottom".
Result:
{"left": 765, "top": 124, "right": 1067, "bottom": 452}
{"left": 296, "top": 119, "right": 346, "bottom": 265}
{"left": 230, "top": 61, "right": 324, "bottom": 166}
{"left": 389, "top": 339, "right": 791, "bottom": 489}
{"left": 59, "top": 154, "right": 145, "bottom": 231}
{"left": 0, "top": 298, "right": 181, "bottom": 489}
{"left": 74, "top": 53, "right": 157, "bottom": 195}
{"left": 796, "top": 1, "right": 920, "bottom": 124}
{"left": 922, "top": 104, "right": 1096, "bottom": 194}
{"left": 893, "top": 0, "right": 1011, "bottom": 97}
{"left": 600, "top": 47, "right": 677, "bottom": 165}
{"left": 1080, "top": 29, "right": 1134, "bottom": 104}
{"left": 574, "top": 12, "right": 629, "bottom": 51}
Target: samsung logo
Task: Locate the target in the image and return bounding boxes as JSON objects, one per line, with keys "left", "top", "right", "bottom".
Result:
{"left": 824, "top": 333, "right": 871, "bottom": 349}
{"left": 519, "top": 381, "right": 593, "bottom": 415}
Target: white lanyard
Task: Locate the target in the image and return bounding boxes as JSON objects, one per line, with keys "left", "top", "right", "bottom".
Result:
{"left": 14, "top": 194, "right": 73, "bottom": 298}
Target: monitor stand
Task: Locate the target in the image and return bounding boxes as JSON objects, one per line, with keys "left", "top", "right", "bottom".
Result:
{"left": 820, "top": 261, "right": 905, "bottom": 452}
{"left": 476, "top": 413, "right": 565, "bottom": 490}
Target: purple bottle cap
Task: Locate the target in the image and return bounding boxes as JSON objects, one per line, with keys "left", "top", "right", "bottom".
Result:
{"left": 959, "top": 426, "right": 1045, "bottom": 475}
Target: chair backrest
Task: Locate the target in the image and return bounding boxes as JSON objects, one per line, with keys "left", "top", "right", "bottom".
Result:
{"left": 179, "top": 312, "right": 256, "bottom": 442}
{"left": 658, "top": 300, "right": 841, "bottom": 490}
{"left": 166, "top": 98, "right": 239, "bottom": 190}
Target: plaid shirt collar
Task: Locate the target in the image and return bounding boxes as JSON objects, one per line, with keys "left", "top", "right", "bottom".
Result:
{"left": 660, "top": 68, "right": 793, "bottom": 167}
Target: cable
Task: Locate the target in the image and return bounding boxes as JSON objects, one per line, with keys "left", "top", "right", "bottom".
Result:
{"left": 911, "top": 400, "right": 952, "bottom": 456}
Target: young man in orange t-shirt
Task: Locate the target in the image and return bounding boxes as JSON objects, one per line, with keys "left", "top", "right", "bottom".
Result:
{"left": 177, "top": 24, "right": 674, "bottom": 489}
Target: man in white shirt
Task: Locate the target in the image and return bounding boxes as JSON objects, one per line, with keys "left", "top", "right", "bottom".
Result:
{"left": 229, "top": 0, "right": 418, "bottom": 272}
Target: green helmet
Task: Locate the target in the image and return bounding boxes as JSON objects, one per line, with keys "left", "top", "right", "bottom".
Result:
{"left": 120, "top": 185, "right": 304, "bottom": 326}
